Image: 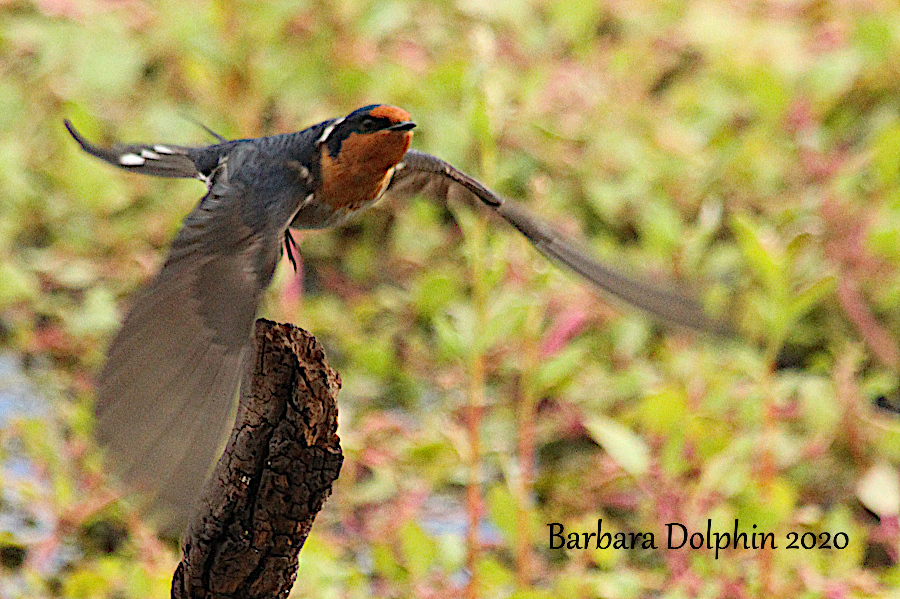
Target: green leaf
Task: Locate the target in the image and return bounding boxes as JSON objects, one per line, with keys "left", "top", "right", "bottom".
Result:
{"left": 743, "top": 66, "right": 790, "bottom": 120}
{"left": 0, "top": 260, "right": 38, "bottom": 307}
{"left": 638, "top": 387, "right": 688, "bottom": 436}
{"left": 806, "top": 50, "right": 863, "bottom": 109}
{"left": 66, "top": 287, "right": 121, "bottom": 338}
{"left": 487, "top": 484, "right": 518, "bottom": 545}
{"left": 730, "top": 214, "right": 783, "bottom": 294}
{"left": 370, "top": 540, "right": 404, "bottom": 582}
{"left": 399, "top": 521, "right": 437, "bottom": 579}
{"left": 72, "top": 20, "right": 145, "bottom": 97}
{"left": 509, "top": 590, "right": 558, "bottom": 599}
{"left": 534, "top": 344, "right": 588, "bottom": 393}
{"left": 475, "top": 291, "right": 528, "bottom": 353}
{"left": 434, "top": 303, "right": 476, "bottom": 359}
{"left": 583, "top": 415, "right": 650, "bottom": 476}
{"left": 872, "top": 122, "right": 900, "bottom": 188}
{"left": 413, "top": 271, "right": 460, "bottom": 318}
{"left": 855, "top": 17, "right": 895, "bottom": 61}
{"left": 787, "top": 275, "right": 835, "bottom": 323}
{"left": 475, "top": 556, "right": 516, "bottom": 592}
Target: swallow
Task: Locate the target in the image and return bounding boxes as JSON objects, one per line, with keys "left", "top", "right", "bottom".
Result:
{"left": 65, "top": 105, "right": 730, "bottom": 527}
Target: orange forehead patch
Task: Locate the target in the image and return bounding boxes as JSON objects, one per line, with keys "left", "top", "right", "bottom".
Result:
{"left": 369, "top": 105, "right": 411, "bottom": 123}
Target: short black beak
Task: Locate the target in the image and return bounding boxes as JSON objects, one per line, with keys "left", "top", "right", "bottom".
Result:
{"left": 387, "top": 121, "right": 416, "bottom": 132}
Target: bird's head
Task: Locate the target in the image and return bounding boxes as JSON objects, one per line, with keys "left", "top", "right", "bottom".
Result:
{"left": 319, "top": 105, "right": 416, "bottom": 172}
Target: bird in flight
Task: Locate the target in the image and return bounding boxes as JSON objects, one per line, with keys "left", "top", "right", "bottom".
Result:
{"left": 66, "top": 105, "right": 729, "bottom": 527}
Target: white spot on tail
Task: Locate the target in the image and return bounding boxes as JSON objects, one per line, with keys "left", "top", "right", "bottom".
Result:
{"left": 140, "top": 149, "right": 161, "bottom": 160}
{"left": 119, "top": 153, "right": 145, "bottom": 166}
{"left": 153, "top": 145, "right": 175, "bottom": 154}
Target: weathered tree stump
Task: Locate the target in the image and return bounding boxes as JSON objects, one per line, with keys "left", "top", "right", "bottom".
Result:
{"left": 171, "top": 319, "right": 343, "bottom": 599}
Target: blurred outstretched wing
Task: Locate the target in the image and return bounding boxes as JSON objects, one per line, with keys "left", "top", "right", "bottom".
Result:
{"left": 96, "top": 144, "right": 282, "bottom": 527}
{"left": 387, "top": 150, "right": 731, "bottom": 335}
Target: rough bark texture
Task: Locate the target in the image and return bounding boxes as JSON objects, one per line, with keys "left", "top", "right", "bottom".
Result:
{"left": 171, "top": 319, "right": 343, "bottom": 599}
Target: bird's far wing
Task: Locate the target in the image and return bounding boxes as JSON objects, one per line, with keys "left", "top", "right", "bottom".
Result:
{"left": 387, "top": 150, "right": 732, "bottom": 336}
{"left": 64, "top": 120, "right": 199, "bottom": 178}
{"left": 96, "top": 144, "right": 283, "bottom": 529}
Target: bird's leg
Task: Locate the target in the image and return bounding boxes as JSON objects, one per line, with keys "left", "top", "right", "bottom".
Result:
{"left": 284, "top": 229, "right": 300, "bottom": 271}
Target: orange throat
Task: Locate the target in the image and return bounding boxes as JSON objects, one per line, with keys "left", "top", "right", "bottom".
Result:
{"left": 319, "top": 129, "right": 413, "bottom": 213}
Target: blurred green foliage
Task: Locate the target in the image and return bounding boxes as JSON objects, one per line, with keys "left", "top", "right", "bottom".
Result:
{"left": 2, "top": 0, "right": 900, "bottom": 597}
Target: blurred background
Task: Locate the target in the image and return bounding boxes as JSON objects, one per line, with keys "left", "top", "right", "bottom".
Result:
{"left": 2, "top": 0, "right": 900, "bottom": 597}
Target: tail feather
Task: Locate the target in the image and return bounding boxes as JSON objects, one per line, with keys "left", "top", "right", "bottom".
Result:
{"left": 64, "top": 120, "right": 199, "bottom": 179}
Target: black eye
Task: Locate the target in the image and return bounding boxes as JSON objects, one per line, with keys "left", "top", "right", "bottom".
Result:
{"left": 359, "top": 117, "right": 378, "bottom": 132}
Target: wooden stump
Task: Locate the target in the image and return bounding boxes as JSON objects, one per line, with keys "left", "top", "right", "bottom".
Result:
{"left": 171, "top": 319, "right": 343, "bottom": 599}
